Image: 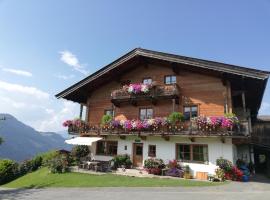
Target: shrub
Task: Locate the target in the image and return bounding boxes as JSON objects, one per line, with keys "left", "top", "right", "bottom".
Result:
{"left": 71, "top": 145, "right": 90, "bottom": 163}
{"left": 111, "top": 154, "right": 132, "bottom": 169}
{"left": 166, "top": 160, "right": 184, "bottom": 177}
{"left": 144, "top": 158, "right": 165, "bottom": 175}
{"left": 0, "top": 159, "right": 19, "bottom": 185}
{"left": 144, "top": 158, "right": 165, "bottom": 169}
{"left": 215, "top": 168, "right": 225, "bottom": 181}
{"left": 101, "top": 114, "right": 113, "bottom": 125}
{"left": 168, "top": 112, "right": 184, "bottom": 124}
{"left": 18, "top": 160, "right": 33, "bottom": 176}
{"left": 31, "top": 155, "right": 43, "bottom": 171}
{"left": 216, "top": 157, "right": 233, "bottom": 172}
{"left": 48, "top": 154, "right": 70, "bottom": 173}
{"left": 39, "top": 150, "right": 59, "bottom": 166}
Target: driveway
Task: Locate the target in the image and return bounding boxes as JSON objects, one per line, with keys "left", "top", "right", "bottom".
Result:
{"left": 1, "top": 178, "right": 270, "bottom": 200}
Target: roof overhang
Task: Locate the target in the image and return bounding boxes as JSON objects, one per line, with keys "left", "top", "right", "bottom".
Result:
{"left": 55, "top": 48, "right": 270, "bottom": 114}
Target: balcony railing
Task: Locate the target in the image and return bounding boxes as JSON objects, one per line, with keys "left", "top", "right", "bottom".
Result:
{"left": 68, "top": 120, "right": 249, "bottom": 137}
{"left": 111, "top": 84, "right": 180, "bottom": 106}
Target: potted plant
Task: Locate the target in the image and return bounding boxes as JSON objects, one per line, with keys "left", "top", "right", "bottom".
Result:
{"left": 101, "top": 114, "right": 113, "bottom": 130}
{"left": 167, "top": 112, "right": 184, "bottom": 132}
{"left": 184, "top": 165, "right": 192, "bottom": 179}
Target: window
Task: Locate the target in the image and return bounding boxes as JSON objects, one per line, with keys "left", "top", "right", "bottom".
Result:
{"left": 96, "top": 141, "right": 118, "bottom": 156}
{"left": 104, "top": 109, "right": 114, "bottom": 116}
{"left": 164, "top": 75, "right": 176, "bottom": 84}
{"left": 183, "top": 106, "right": 198, "bottom": 120}
{"left": 139, "top": 108, "right": 153, "bottom": 120}
{"left": 148, "top": 145, "right": 156, "bottom": 157}
{"left": 176, "top": 144, "right": 208, "bottom": 163}
{"left": 143, "top": 78, "right": 152, "bottom": 84}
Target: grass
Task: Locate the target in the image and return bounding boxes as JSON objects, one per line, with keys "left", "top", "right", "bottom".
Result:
{"left": 3, "top": 167, "right": 224, "bottom": 188}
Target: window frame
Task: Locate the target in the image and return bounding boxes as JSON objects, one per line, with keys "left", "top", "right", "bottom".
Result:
{"left": 175, "top": 143, "right": 208, "bottom": 164}
{"left": 142, "top": 77, "right": 152, "bottom": 85}
{"left": 139, "top": 107, "right": 154, "bottom": 120}
{"left": 148, "top": 145, "right": 156, "bottom": 157}
{"left": 104, "top": 109, "right": 114, "bottom": 117}
{"left": 183, "top": 105, "right": 199, "bottom": 121}
{"left": 164, "top": 75, "right": 177, "bottom": 85}
{"left": 96, "top": 140, "right": 118, "bottom": 156}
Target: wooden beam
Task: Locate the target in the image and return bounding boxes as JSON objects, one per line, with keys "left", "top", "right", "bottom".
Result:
{"left": 79, "top": 104, "right": 83, "bottom": 119}
{"left": 242, "top": 91, "right": 246, "bottom": 113}
{"left": 226, "top": 80, "right": 232, "bottom": 113}
{"left": 172, "top": 99, "right": 176, "bottom": 112}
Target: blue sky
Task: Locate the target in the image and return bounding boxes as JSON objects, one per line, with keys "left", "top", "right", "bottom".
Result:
{"left": 0, "top": 0, "right": 270, "bottom": 132}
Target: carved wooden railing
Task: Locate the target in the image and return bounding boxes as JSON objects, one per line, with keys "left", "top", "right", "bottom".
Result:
{"left": 111, "top": 84, "right": 180, "bottom": 105}
{"left": 68, "top": 120, "right": 249, "bottom": 137}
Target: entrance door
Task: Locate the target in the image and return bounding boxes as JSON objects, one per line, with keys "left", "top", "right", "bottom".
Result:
{"left": 133, "top": 143, "right": 143, "bottom": 167}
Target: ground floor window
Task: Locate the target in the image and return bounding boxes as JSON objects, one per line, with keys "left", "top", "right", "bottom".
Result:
{"left": 148, "top": 145, "right": 156, "bottom": 157}
{"left": 96, "top": 141, "right": 118, "bottom": 156}
{"left": 176, "top": 144, "right": 208, "bottom": 163}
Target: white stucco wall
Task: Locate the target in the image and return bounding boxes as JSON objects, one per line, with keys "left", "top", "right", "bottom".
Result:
{"left": 90, "top": 135, "right": 234, "bottom": 176}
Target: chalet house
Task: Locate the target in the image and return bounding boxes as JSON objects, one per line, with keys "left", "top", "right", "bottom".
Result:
{"left": 56, "top": 48, "right": 269, "bottom": 175}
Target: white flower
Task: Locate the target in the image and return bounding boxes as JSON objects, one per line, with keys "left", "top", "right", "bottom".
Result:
{"left": 128, "top": 85, "right": 134, "bottom": 93}
{"left": 141, "top": 84, "right": 149, "bottom": 93}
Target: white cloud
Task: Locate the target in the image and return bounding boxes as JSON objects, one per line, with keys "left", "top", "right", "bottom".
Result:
{"left": 37, "top": 101, "right": 78, "bottom": 132}
{"left": 0, "top": 96, "right": 26, "bottom": 109}
{"left": 259, "top": 102, "right": 270, "bottom": 115}
{"left": 0, "top": 80, "right": 49, "bottom": 99}
{"left": 55, "top": 74, "right": 75, "bottom": 80}
{"left": 1, "top": 67, "right": 32, "bottom": 77}
{"left": 59, "top": 50, "right": 88, "bottom": 75}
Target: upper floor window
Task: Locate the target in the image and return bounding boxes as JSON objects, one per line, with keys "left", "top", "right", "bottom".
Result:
{"left": 143, "top": 78, "right": 152, "bottom": 85}
{"left": 183, "top": 105, "right": 198, "bottom": 120}
{"left": 104, "top": 109, "right": 114, "bottom": 116}
{"left": 139, "top": 108, "right": 153, "bottom": 120}
{"left": 164, "top": 75, "right": 176, "bottom": 84}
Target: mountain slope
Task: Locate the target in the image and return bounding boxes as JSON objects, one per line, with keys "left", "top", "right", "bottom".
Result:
{"left": 0, "top": 113, "right": 71, "bottom": 161}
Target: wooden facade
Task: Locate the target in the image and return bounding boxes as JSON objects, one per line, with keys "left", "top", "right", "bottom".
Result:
{"left": 56, "top": 48, "right": 269, "bottom": 138}
{"left": 87, "top": 63, "right": 226, "bottom": 126}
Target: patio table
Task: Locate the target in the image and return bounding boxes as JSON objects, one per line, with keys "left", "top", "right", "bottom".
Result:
{"left": 87, "top": 161, "right": 100, "bottom": 171}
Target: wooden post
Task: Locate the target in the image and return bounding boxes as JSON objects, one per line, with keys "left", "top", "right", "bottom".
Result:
{"left": 79, "top": 104, "right": 83, "bottom": 120}
{"left": 172, "top": 99, "right": 176, "bottom": 112}
{"left": 242, "top": 91, "right": 246, "bottom": 113}
{"left": 227, "top": 81, "right": 232, "bottom": 113}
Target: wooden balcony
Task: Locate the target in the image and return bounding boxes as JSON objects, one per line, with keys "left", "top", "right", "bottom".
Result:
{"left": 68, "top": 120, "right": 250, "bottom": 138}
{"left": 111, "top": 84, "right": 180, "bottom": 106}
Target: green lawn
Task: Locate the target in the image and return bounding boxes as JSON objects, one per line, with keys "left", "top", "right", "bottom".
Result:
{"left": 3, "top": 167, "right": 223, "bottom": 188}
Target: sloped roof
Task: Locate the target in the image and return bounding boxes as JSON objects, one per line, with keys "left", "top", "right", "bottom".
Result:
{"left": 56, "top": 48, "right": 270, "bottom": 103}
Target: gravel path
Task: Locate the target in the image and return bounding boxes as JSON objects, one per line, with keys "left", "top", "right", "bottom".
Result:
{"left": 1, "top": 178, "right": 270, "bottom": 200}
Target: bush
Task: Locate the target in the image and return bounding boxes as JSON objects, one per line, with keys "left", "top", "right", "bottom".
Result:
{"left": 48, "top": 154, "right": 70, "bottom": 173}
{"left": 71, "top": 145, "right": 90, "bottom": 163}
{"left": 144, "top": 158, "right": 165, "bottom": 175}
{"left": 144, "top": 158, "right": 165, "bottom": 169}
{"left": 215, "top": 168, "right": 225, "bottom": 181}
{"left": 18, "top": 160, "right": 33, "bottom": 176}
{"left": 39, "top": 150, "right": 59, "bottom": 166}
{"left": 216, "top": 157, "right": 233, "bottom": 172}
{"left": 168, "top": 112, "right": 184, "bottom": 124}
{"left": 166, "top": 160, "right": 184, "bottom": 177}
{"left": 31, "top": 155, "right": 43, "bottom": 171}
{"left": 101, "top": 114, "right": 112, "bottom": 125}
{"left": 111, "top": 154, "right": 132, "bottom": 169}
{"left": 0, "top": 159, "right": 19, "bottom": 185}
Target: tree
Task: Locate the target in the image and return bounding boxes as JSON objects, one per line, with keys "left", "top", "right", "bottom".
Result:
{"left": 0, "top": 137, "right": 3, "bottom": 145}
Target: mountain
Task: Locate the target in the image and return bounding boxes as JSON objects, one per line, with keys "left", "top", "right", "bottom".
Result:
{"left": 0, "top": 113, "right": 71, "bottom": 161}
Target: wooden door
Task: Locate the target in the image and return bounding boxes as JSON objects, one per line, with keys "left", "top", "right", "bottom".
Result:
{"left": 133, "top": 143, "right": 143, "bottom": 167}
